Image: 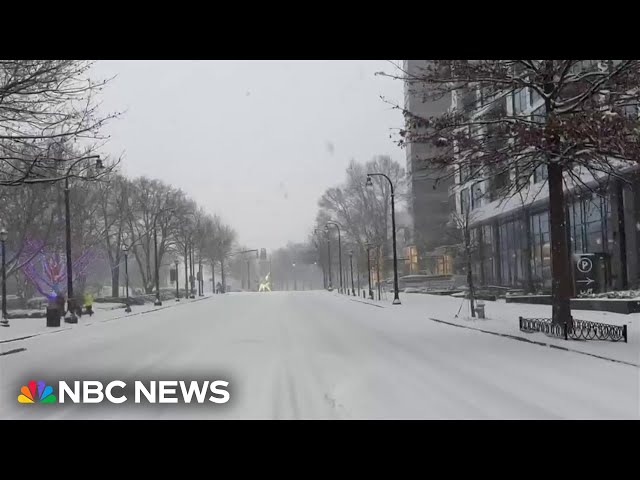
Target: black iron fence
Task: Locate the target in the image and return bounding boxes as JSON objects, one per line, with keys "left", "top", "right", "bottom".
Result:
{"left": 519, "top": 317, "right": 628, "bottom": 343}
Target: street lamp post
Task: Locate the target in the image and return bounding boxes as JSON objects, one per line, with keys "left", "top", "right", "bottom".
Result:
{"left": 189, "top": 243, "right": 195, "bottom": 299}
{"left": 366, "top": 243, "right": 375, "bottom": 300}
{"left": 122, "top": 245, "right": 132, "bottom": 312}
{"left": 325, "top": 222, "right": 343, "bottom": 293}
{"left": 211, "top": 260, "right": 216, "bottom": 293}
{"left": 64, "top": 156, "right": 103, "bottom": 323}
{"left": 150, "top": 205, "right": 177, "bottom": 307}
{"left": 184, "top": 242, "right": 189, "bottom": 299}
{"left": 0, "top": 227, "right": 8, "bottom": 326}
{"left": 153, "top": 225, "right": 162, "bottom": 306}
{"left": 292, "top": 263, "right": 297, "bottom": 290}
{"left": 198, "top": 257, "right": 204, "bottom": 296}
{"left": 313, "top": 229, "right": 327, "bottom": 289}
{"left": 366, "top": 173, "right": 401, "bottom": 305}
{"left": 349, "top": 250, "right": 355, "bottom": 296}
{"left": 220, "top": 259, "right": 226, "bottom": 293}
{"left": 64, "top": 176, "right": 76, "bottom": 322}
{"left": 345, "top": 266, "right": 348, "bottom": 294}
{"left": 175, "top": 259, "right": 180, "bottom": 302}
{"left": 376, "top": 246, "right": 382, "bottom": 301}
{"left": 356, "top": 253, "right": 361, "bottom": 297}
{"left": 326, "top": 231, "right": 332, "bottom": 289}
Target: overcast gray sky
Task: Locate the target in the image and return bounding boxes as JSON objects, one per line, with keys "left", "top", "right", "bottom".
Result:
{"left": 92, "top": 60, "right": 404, "bottom": 252}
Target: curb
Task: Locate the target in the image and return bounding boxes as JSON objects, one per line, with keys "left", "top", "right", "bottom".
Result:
{"left": 97, "top": 294, "right": 212, "bottom": 324}
{"left": 0, "top": 347, "right": 27, "bottom": 356}
{"left": 0, "top": 327, "right": 71, "bottom": 345}
{"left": 428, "top": 317, "right": 639, "bottom": 368}
{"left": 347, "top": 298, "right": 387, "bottom": 308}
{"left": 0, "top": 296, "right": 214, "bottom": 347}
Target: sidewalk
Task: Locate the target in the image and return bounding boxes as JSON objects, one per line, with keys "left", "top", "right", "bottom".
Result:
{"left": 335, "top": 291, "right": 640, "bottom": 366}
{"left": 0, "top": 295, "right": 213, "bottom": 346}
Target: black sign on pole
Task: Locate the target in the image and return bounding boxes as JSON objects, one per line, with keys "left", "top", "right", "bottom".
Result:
{"left": 169, "top": 269, "right": 177, "bottom": 283}
{"left": 574, "top": 254, "right": 599, "bottom": 296}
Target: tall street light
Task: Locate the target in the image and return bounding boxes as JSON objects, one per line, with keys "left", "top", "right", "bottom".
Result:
{"left": 325, "top": 222, "right": 343, "bottom": 294}
{"left": 153, "top": 206, "right": 176, "bottom": 307}
{"left": 122, "top": 244, "right": 132, "bottom": 313}
{"left": 174, "top": 259, "right": 180, "bottom": 302}
{"left": 292, "top": 263, "right": 297, "bottom": 290}
{"left": 325, "top": 230, "right": 332, "bottom": 289}
{"left": 313, "top": 229, "right": 327, "bottom": 290}
{"left": 366, "top": 243, "right": 375, "bottom": 300}
{"left": 198, "top": 256, "right": 204, "bottom": 297}
{"left": 356, "top": 252, "right": 361, "bottom": 297}
{"left": 220, "top": 259, "right": 226, "bottom": 293}
{"left": 188, "top": 241, "right": 195, "bottom": 298}
{"left": 366, "top": 173, "right": 401, "bottom": 305}
{"left": 153, "top": 224, "right": 162, "bottom": 306}
{"left": 64, "top": 156, "right": 103, "bottom": 323}
{"left": 184, "top": 241, "right": 190, "bottom": 299}
{"left": 348, "top": 250, "right": 355, "bottom": 296}
{"left": 0, "top": 227, "right": 8, "bottom": 327}
{"left": 211, "top": 260, "right": 216, "bottom": 294}
{"left": 375, "top": 245, "right": 382, "bottom": 301}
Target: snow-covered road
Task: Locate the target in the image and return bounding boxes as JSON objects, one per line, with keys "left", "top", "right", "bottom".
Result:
{"left": 1, "top": 291, "right": 638, "bottom": 419}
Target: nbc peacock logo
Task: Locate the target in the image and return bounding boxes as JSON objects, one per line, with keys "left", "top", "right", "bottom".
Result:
{"left": 18, "top": 380, "right": 57, "bottom": 404}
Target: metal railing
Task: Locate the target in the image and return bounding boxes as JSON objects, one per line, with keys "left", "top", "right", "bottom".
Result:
{"left": 519, "top": 317, "right": 627, "bottom": 343}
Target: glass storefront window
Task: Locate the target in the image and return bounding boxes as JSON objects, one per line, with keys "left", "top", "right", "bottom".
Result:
{"left": 569, "top": 192, "right": 608, "bottom": 254}
{"left": 498, "top": 218, "right": 526, "bottom": 286}
{"left": 530, "top": 210, "right": 551, "bottom": 287}
{"left": 481, "top": 225, "right": 494, "bottom": 285}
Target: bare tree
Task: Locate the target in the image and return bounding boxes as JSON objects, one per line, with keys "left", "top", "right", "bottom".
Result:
{"left": 0, "top": 183, "right": 57, "bottom": 306}
{"left": 126, "top": 177, "right": 181, "bottom": 293}
{"left": 197, "top": 214, "right": 236, "bottom": 292}
{"left": 381, "top": 60, "right": 640, "bottom": 326}
{"left": 0, "top": 61, "right": 120, "bottom": 186}
{"left": 317, "top": 155, "right": 405, "bottom": 278}
{"left": 448, "top": 206, "right": 478, "bottom": 317}
{"left": 216, "top": 225, "right": 237, "bottom": 293}
{"left": 96, "top": 173, "right": 131, "bottom": 297}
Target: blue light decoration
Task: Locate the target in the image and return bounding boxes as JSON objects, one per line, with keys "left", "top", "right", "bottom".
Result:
{"left": 20, "top": 239, "right": 102, "bottom": 298}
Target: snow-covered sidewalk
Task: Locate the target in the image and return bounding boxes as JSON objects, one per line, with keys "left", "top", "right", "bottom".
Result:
{"left": 334, "top": 291, "right": 640, "bottom": 367}
{"left": 0, "top": 296, "right": 212, "bottom": 346}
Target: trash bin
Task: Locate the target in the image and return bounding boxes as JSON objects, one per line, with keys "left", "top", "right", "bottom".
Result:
{"left": 476, "top": 300, "right": 486, "bottom": 319}
{"left": 46, "top": 307, "right": 60, "bottom": 327}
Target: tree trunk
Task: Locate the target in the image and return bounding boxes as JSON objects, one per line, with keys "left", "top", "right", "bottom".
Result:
{"left": 111, "top": 264, "right": 120, "bottom": 298}
{"left": 464, "top": 226, "right": 476, "bottom": 317}
{"left": 547, "top": 162, "right": 573, "bottom": 326}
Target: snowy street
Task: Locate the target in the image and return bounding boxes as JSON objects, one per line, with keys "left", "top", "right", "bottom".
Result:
{"left": 1, "top": 291, "right": 638, "bottom": 419}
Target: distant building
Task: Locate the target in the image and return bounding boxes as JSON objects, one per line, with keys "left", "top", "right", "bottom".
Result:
{"left": 403, "top": 60, "right": 456, "bottom": 274}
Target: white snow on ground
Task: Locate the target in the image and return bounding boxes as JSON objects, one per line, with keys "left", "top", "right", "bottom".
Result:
{"left": 0, "top": 291, "right": 638, "bottom": 419}
{"left": 0, "top": 301, "right": 170, "bottom": 342}
{"left": 384, "top": 293, "right": 640, "bottom": 366}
